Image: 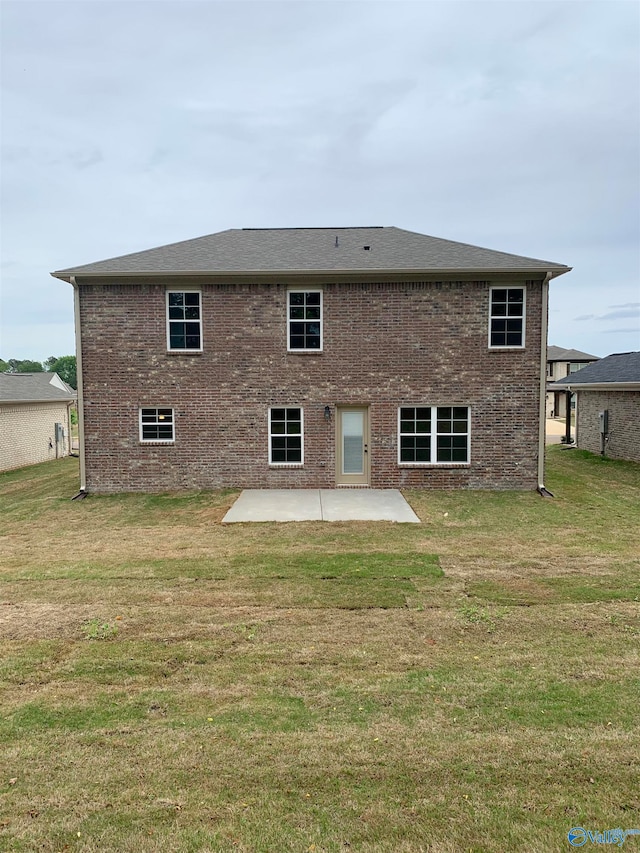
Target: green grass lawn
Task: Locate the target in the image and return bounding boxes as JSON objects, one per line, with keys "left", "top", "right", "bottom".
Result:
{"left": 1, "top": 448, "right": 639, "bottom": 852}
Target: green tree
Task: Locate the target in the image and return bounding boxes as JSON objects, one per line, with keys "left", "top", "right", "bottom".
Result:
{"left": 0, "top": 359, "right": 9, "bottom": 373}
{"left": 43, "top": 355, "right": 77, "bottom": 389}
{"left": 7, "top": 359, "right": 44, "bottom": 373}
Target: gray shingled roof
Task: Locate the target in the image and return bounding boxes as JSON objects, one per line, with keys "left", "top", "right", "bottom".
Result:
{"left": 547, "top": 345, "right": 599, "bottom": 362}
{"left": 553, "top": 352, "right": 640, "bottom": 386}
{"left": 0, "top": 372, "right": 76, "bottom": 404}
{"left": 51, "top": 227, "right": 571, "bottom": 280}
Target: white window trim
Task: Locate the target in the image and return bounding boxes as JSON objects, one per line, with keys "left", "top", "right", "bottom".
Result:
{"left": 287, "top": 290, "right": 323, "bottom": 353}
{"left": 268, "top": 407, "right": 304, "bottom": 466}
{"left": 166, "top": 290, "right": 203, "bottom": 352}
{"left": 397, "top": 406, "right": 471, "bottom": 467}
{"left": 488, "top": 286, "right": 526, "bottom": 350}
{"left": 139, "top": 407, "right": 175, "bottom": 444}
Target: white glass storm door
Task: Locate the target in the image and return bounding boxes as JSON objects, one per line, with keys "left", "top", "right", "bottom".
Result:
{"left": 337, "top": 407, "right": 369, "bottom": 485}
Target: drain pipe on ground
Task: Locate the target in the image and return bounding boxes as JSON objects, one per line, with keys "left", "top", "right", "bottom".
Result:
{"left": 538, "top": 272, "right": 554, "bottom": 497}
{"left": 70, "top": 275, "right": 88, "bottom": 499}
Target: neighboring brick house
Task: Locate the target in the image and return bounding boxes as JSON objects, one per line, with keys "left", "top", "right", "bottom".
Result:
{"left": 0, "top": 372, "right": 76, "bottom": 471}
{"left": 553, "top": 352, "right": 640, "bottom": 462}
{"left": 51, "top": 227, "right": 571, "bottom": 493}
{"left": 546, "top": 345, "right": 599, "bottom": 419}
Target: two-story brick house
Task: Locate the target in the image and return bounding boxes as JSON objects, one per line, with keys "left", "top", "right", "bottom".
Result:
{"left": 51, "top": 227, "right": 571, "bottom": 494}
{"left": 546, "top": 345, "right": 599, "bottom": 419}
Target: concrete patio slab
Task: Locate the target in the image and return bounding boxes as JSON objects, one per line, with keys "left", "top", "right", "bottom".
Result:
{"left": 222, "top": 489, "right": 421, "bottom": 523}
{"left": 320, "top": 489, "right": 420, "bottom": 523}
{"left": 222, "top": 489, "right": 322, "bottom": 522}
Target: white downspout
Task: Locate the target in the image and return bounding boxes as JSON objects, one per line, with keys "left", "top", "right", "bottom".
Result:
{"left": 538, "top": 272, "right": 552, "bottom": 496}
{"left": 71, "top": 276, "right": 87, "bottom": 493}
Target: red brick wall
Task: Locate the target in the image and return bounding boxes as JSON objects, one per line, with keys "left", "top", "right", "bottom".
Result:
{"left": 576, "top": 390, "right": 640, "bottom": 462}
{"left": 78, "top": 277, "right": 544, "bottom": 492}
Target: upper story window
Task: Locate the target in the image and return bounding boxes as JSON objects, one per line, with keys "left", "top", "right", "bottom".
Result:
{"left": 489, "top": 287, "right": 525, "bottom": 348}
{"left": 269, "top": 407, "right": 303, "bottom": 464}
{"left": 398, "top": 406, "right": 470, "bottom": 465}
{"left": 288, "top": 291, "right": 322, "bottom": 351}
{"left": 140, "top": 407, "right": 174, "bottom": 442}
{"left": 167, "top": 291, "right": 202, "bottom": 351}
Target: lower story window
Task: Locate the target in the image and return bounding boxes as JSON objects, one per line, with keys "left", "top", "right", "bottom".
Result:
{"left": 399, "top": 406, "right": 469, "bottom": 464}
{"left": 140, "top": 407, "right": 174, "bottom": 442}
{"left": 269, "top": 407, "right": 303, "bottom": 464}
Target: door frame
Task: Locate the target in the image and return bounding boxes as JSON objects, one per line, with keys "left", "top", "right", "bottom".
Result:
{"left": 335, "top": 405, "right": 370, "bottom": 486}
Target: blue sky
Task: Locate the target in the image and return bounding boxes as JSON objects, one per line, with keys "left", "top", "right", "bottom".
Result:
{"left": 1, "top": 0, "right": 638, "bottom": 362}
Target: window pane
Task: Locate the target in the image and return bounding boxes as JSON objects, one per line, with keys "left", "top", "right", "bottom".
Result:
{"left": 168, "top": 293, "right": 184, "bottom": 307}
{"left": 305, "top": 292, "right": 321, "bottom": 305}
{"left": 415, "top": 420, "right": 430, "bottom": 433}
{"left": 289, "top": 292, "right": 304, "bottom": 305}
{"left": 169, "top": 306, "right": 184, "bottom": 319}
{"left": 453, "top": 407, "right": 467, "bottom": 420}
{"left": 289, "top": 307, "right": 304, "bottom": 320}
{"left": 507, "top": 289, "right": 523, "bottom": 303}
{"left": 271, "top": 409, "right": 286, "bottom": 421}
{"left": 184, "top": 292, "right": 200, "bottom": 306}
{"left": 400, "top": 407, "right": 414, "bottom": 420}
{"left": 492, "top": 289, "right": 507, "bottom": 303}
{"left": 185, "top": 306, "right": 200, "bottom": 320}
{"left": 400, "top": 420, "right": 414, "bottom": 433}
{"left": 305, "top": 307, "right": 321, "bottom": 320}
{"left": 271, "top": 448, "right": 286, "bottom": 462}
{"left": 492, "top": 302, "right": 507, "bottom": 316}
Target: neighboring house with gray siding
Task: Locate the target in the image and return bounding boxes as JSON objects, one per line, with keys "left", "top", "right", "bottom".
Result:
{"left": 546, "top": 345, "right": 599, "bottom": 419}
{"left": 553, "top": 352, "right": 640, "bottom": 462}
{"left": 51, "top": 226, "right": 571, "bottom": 494}
{"left": 0, "top": 373, "right": 76, "bottom": 472}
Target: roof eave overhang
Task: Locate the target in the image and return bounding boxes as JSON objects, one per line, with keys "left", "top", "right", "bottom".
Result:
{"left": 51, "top": 266, "right": 572, "bottom": 284}
{"left": 0, "top": 397, "right": 76, "bottom": 405}
{"left": 559, "top": 382, "right": 640, "bottom": 392}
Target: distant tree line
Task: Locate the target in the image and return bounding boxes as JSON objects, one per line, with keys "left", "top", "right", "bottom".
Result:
{"left": 0, "top": 356, "right": 77, "bottom": 389}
